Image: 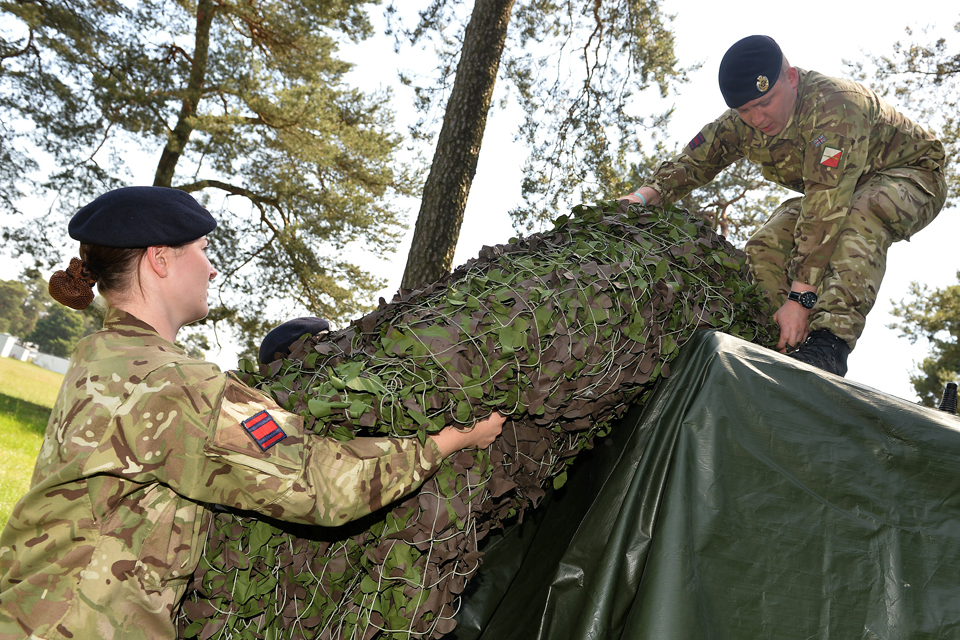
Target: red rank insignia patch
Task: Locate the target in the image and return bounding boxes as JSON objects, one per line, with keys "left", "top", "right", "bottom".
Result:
{"left": 820, "top": 146, "right": 842, "bottom": 168}
{"left": 242, "top": 411, "right": 286, "bottom": 451}
{"left": 689, "top": 132, "right": 706, "bottom": 150}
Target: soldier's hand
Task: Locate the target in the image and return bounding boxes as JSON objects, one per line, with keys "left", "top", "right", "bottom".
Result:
{"left": 459, "top": 411, "right": 505, "bottom": 448}
{"left": 616, "top": 187, "right": 660, "bottom": 206}
{"left": 430, "top": 411, "right": 505, "bottom": 457}
{"left": 774, "top": 301, "right": 811, "bottom": 352}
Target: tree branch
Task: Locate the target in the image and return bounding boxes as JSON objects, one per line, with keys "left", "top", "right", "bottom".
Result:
{"left": 0, "top": 26, "right": 36, "bottom": 65}
{"left": 177, "top": 179, "right": 280, "bottom": 210}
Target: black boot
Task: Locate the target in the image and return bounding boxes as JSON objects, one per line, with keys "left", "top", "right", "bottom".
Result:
{"left": 787, "top": 329, "right": 851, "bottom": 377}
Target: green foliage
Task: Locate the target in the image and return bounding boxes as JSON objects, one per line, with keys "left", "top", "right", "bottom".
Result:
{"left": 0, "top": 280, "right": 30, "bottom": 336}
{"left": 0, "top": 0, "right": 419, "bottom": 345}
{"left": 391, "top": 0, "right": 694, "bottom": 231}
{"left": 181, "top": 201, "right": 776, "bottom": 639}
{"left": 0, "top": 269, "right": 102, "bottom": 355}
{"left": 853, "top": 21, "right": 960, "bottom": 205}
{"left": 0, "top": 269, "right": 54, "bottom": 338}
{"left": 25, "top": 304, "right": 87, "bottom": 357}
{"left": 889, "top": 275, "right": 960, "bottom": 407}
{"left": 175, "top": 326, "right": 212, "bottom": 361}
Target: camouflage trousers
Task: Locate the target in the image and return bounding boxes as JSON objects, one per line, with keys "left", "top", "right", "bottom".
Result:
{"left": 745, "top": 168, "right": 947, "bottom": 349}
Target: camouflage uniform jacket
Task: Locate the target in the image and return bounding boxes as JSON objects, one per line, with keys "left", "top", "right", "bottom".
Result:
{"left": 646, "top": 68, "right": 946, "bottom": 287}
{"left": 0, "top": 308, "right": 442, "bottom": 639}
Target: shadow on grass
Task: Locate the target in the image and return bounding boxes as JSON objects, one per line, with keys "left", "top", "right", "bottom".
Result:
{"left": 0, "top": 392, "right": 51, "bottom": 437}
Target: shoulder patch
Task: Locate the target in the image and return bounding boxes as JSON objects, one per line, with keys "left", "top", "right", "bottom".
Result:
{"left": 819, "top": 146, "right": 842, "bottom": 168}
{"left": 689, "top": 132, "right": 706, "bottom": 150}
{"left": 242, "top": 410, "right": 287, "bottom": 451}
{"left": 813, "top": 134, "right": 826, "bottom": 147}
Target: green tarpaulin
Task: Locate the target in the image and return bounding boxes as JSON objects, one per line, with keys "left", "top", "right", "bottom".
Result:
{"left": 451, "top": 330, "right": 960, "bottom": 639}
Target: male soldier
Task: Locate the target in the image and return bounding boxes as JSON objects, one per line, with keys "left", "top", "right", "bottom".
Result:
{"left": 622, "top": 35, "right": 947, "bottom": 376}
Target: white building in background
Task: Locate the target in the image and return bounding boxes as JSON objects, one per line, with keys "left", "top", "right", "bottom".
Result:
{"left": 0, "top": 333, "right": 69, "bottom": 374}
{"left": 0, "top": 334, "right": 15, "bottom": 358}
{"left": 0, "top": 333, "right": 35, "bottom": 361}
{"left": 33, "top": 351, "right": 70, "bottom": 375}
{"left": 8, "top": 341, "right": 37, "bottom": 362}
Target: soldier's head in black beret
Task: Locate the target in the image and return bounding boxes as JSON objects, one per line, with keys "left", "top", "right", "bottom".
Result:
{"left": 718, "top": 35, "right": 783, "bottom": 109}
{"left": 69, "top": 186, "right": 217, "bottom": 248}
{"left": 717, "top": 35, "right": 799, "bottom": 137}
{"left": 259, "top": 317, "right": 331, "bottom": 364}
{"left": 48, "top": 186, "right": 219, "bottom": 310}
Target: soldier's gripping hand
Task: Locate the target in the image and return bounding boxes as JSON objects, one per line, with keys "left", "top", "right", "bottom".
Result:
{"left": 775, "top": 282, "right": 817, "bottom": 352}
{"left": 774, "top": 300, "right": 811, "bottom": 352}
{"left": 430, "top": 411, "right": 506, "bottom": 458}
{"left": 616, "top": 186, "right": 661, "bottom": 207}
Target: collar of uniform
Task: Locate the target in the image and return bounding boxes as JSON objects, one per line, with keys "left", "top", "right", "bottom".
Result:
{"left": 102, "top": 306, "right": 184, "bottom": 353}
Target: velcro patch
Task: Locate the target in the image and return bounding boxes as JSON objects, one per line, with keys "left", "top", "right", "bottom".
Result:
{"left": 242, "top": 411, "right": 287, "bottom": 451}
{"left": 813, "top": 133, "right": 826, "bottom": 147}
{"left": 820, "top": 146, "right": 842, "bottom": 168}
{"left": 689, "top": 132, "right": 706, "bottom": 150}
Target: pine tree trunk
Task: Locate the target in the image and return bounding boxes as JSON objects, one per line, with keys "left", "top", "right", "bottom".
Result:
{"left": 153, "top": 0, "right": 215, "bottom": 187}
{"left": 400, "top": 0, "right": 516, "bottom": 289}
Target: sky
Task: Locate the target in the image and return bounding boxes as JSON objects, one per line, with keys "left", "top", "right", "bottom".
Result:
{"left": 2, "top": 2, "right": 958, "bottom": 405}
{"left": 330, "top": 0, "right": 960, "bottom": 405}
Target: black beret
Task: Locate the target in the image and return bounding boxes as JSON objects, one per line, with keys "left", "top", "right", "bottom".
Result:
{"left": 259, "top": 317, "right": 330, "bottom": 363}
{"left": 718, "top": 35, "right": 783, "bottom": 109}
{"left": 69, "top": 186, "right": 217, "bottom": 247}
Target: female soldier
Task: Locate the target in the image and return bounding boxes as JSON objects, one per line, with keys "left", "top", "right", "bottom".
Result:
{"left": 0, "top": 186, "right": 504, "bottom": 639}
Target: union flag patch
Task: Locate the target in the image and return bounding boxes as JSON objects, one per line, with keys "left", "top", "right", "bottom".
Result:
{"left": 242, "top": 411, "right": 287, "bottom": 451}
{"left": 689, "top": 132, "right": 706, "bottom": 150}
{"left": 820, "top": 146, "right": 842, "bottom": 168}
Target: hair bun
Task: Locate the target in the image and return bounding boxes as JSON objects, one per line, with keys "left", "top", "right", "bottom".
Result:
{"left": 49, "top": 257, "right": 97, "bottom": 310}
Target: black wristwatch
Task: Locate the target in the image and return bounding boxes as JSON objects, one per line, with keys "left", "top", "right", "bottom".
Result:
{"left": 787, "top": 290, "right": 818, "bottom": 309}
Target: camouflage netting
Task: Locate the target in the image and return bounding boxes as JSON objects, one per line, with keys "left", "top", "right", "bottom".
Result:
{"left": 178, "top": 201, "right": 778, "bottom": 640}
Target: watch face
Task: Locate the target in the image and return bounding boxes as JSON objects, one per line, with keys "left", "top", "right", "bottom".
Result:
{"left": 799, "top": 292, "right": 817, "bottom": 309}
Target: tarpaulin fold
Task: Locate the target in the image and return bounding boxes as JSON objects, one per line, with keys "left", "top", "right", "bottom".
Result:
{"left": 451, "top": 330, "right": 960, "bottom": 639}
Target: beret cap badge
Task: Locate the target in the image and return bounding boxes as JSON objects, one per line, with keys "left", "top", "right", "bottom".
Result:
{"left": 756, "top": 75, "right": 770, "bottom": 93}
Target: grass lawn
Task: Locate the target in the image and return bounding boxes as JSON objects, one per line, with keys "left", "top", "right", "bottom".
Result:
{"left": 0, "top": 357, "right": 63, "bottom": 529}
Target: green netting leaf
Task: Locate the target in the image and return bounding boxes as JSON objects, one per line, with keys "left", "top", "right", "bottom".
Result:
{"left": 553, "top": 470, "right": 568, "bottom": 490}
{"left": 345, "top": 374, "right": 383, "bottom": 393}
{"left": 456, "top": 400, "right": 472, "bottom": 423}
{"left": 360, "top": 575, "right": 380, "bottom": 594}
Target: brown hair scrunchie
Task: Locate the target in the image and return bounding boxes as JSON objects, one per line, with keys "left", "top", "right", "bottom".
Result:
{"left": 49, "top": 257, "right": 98, "bottom": 310}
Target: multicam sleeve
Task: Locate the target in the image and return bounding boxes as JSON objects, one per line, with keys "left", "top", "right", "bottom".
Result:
{"left": 198, "top": 375, "right": 443, "bottom": 527}
{"left": 788, "top": 94, "right": 872, "bottom": 286}
{"left": 645, "top": 112, "right": 746, "bottom": 203}
{"left": 283, "top": 435, "right": 443, "bottom": 527}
